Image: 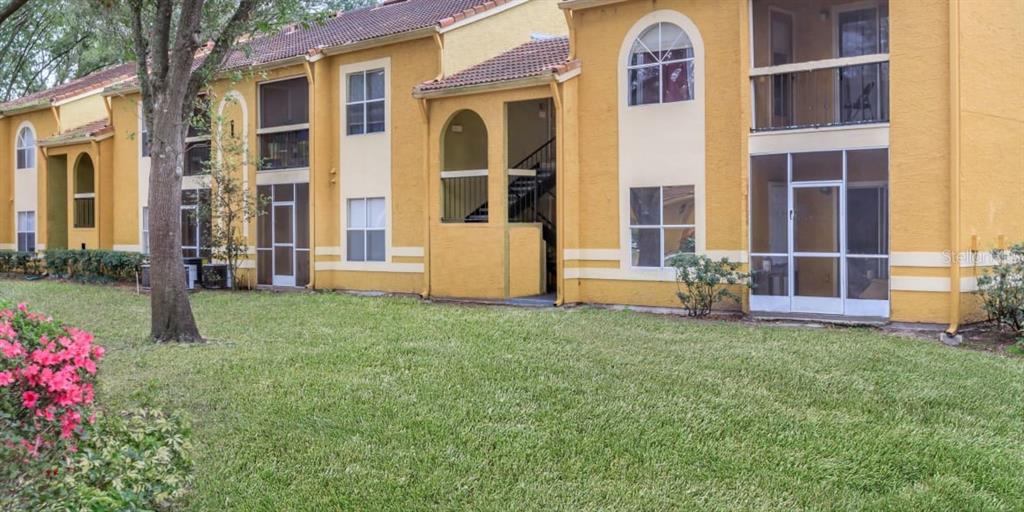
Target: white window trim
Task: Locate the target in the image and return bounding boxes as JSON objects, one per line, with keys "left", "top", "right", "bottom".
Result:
{"left": 345, "top": 68, "right": 386, "bottom": 136}
{"left": 346, "top": 197, "right": 386, "bottom": 262}
{"left": 627, "top": 22, "right": 696, "bottom": 106}
{"left": 629, "top": 186, "right": 697, "bottom": 268}
{"left": 74, "top": 192, "right": 96, "bottom": 199}
{"left": 15, "top": 124, "right": 36, "bottom": 171}
{"left": 16, "top": 211, "right": 35, "bottom": 252}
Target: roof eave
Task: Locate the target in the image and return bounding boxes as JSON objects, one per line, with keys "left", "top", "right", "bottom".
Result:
{"left": 320, "top": 26, "right": 438, "bottom": 57}
{"left": 39, "top": 130, "right": 113, "bottom": 149}
{"left": 414, "top": 72, "right": 556, "bottom": 100}
{"left": 559, "top": 0, "right": 628, "bottom": 10}
{"left": 0, "top": 100, "right": 53, "bottom": 117}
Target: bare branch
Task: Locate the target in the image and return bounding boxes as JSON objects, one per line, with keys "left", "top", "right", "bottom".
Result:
{"left": 184, "top": 0, "right": 257, "bottom": 108}
{"left": 0, "top": 0, "right": 29, "bottom": 27}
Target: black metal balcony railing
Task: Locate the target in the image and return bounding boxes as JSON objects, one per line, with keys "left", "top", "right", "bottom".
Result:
{"left": 508, "top": 138, "right": 556, "bottom": 224}
{"left": 441, "top": 175, "right": 488, "bottom": 223}
{"left": 259, "top": 130, "right": 309, "bottom": 170}
{"left": 74, "top": 197, "right": 95, "bottom": 228}
{"left": 752, "top": 62, "right": 889, "bottom": 132}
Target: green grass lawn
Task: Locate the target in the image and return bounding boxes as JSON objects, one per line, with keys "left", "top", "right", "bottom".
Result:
{"left": 3, "top": 280, "right": 1023, "bottom": 511}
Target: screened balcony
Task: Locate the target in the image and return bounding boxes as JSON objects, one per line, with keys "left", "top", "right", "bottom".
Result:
{"left": 750, "top": 0, "right": 889, "bottom": 131}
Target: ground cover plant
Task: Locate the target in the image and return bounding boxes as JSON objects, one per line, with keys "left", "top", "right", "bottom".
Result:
{"left": 2, "top": 280, "right": 1023, "bottom": 511}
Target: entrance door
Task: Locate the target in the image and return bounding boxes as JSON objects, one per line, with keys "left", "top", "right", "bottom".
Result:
{"left": 272, "top": 202, "right": 295, "bottom": 287}
{"left": 257, "top": 183, "right": 310, "bottom": 288}
{"left": 791, "top": 182, "right": 843, "bottom": 314}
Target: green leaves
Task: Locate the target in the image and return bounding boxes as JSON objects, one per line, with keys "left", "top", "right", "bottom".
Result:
{"left": 667, "top": 254, "right": 751, "bottom": 318}
{"left": 976, "top": 243, "right": 1024, "bottom": 335}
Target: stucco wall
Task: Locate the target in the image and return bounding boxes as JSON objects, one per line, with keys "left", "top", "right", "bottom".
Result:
{"left": 442, "top": 0, "right": 567, "bottom": 76}
{"left": 562, "top": 0, "right": 747, "bottom": 309}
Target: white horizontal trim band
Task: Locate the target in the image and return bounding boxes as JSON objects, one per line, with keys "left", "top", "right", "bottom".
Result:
{"left": 112, "top": 245, "right": 142, "bottom": 252}
{"left": 315, "top": 261, "right": 424, "bottom": 273}
{"left": 889, "top": 276, "right": 980, "bottom": 293}
{"left": 391, "top": 246, "right": 424, "bottom": 258}
{"left": 441, "top": 169, "right": 488, "bottom": 178}
{"left": 508, "top": 168, "right": 536, "bottom": 177}
{"left": 564, "top": 267, "right": 676, "bottom": 282}
{"left": 255, "top": 169, "right": 309, "bottom": 186}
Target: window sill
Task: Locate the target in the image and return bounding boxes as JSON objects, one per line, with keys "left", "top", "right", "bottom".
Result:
{"left": 257, "top": 167, "right": 310, "bottom": 174}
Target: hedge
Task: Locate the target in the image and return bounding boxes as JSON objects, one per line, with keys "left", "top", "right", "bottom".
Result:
{"left": 0, "top": 249, "right": 144, "bottom": 281}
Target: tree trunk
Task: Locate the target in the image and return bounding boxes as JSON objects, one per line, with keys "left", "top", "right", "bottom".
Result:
{"left": 148, "top": 97, "right": 201, "bottom": 343}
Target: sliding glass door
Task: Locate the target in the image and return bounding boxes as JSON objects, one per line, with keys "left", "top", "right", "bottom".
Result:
{"left": 750, "top": 149, "right": 889, "bottom": 317}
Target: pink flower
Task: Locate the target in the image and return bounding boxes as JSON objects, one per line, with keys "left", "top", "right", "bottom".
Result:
{"left": 22, "top": 391, "right": 39, "bottom": 409}
{"left": 0, "top": 340, "right": 24, "bottom": 358}
{"left": 92, "top": 346, "right": 105, "bottom": 360}
{"left": 0, "top": 371, "right": 13, "bottom": 386}
{"left": 60, "top": 411, "right": 81, "bottom": 439}
{"left": 17, "top": 303, "right": 28, "bottom": 313}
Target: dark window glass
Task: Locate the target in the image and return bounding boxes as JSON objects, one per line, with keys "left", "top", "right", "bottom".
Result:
{"left": 259, "top": 130, "right": 309, "bottom": 170}
{"left": 184, "top": 141, "right": 211, "bottom": 176}
{"left": 259, "top": 77, "right": 309, "bottom": 128}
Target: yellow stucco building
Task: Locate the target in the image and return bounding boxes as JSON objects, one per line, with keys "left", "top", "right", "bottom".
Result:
{"left": 1, "top": 0, "right": 1021, "bottom": 330}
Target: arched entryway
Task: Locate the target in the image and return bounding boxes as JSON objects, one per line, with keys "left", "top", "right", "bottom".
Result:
{"left": 441, "top": 109, "right": 488, "bottom": 223}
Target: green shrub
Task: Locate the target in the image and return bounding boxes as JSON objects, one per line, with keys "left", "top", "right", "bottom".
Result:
{"left": 43, "top": 249, "right": 145, "bottom": 282}
{"left": 667, "top": 254, "right": 751, "bottom": 318}
{"left": 4, "top": 409, "right": 194, "bottom": 511}
{"left": 0, "top": 250, "right": 42, "bottom": 275}
{"left": 976, "top": 244, "right": 1024, "bottom": 336}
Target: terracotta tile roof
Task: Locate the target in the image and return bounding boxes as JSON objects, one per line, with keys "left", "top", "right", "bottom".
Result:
{"left": 221, "top": 0, "right": 503, "bottom": 70}
{"left": 38, "top": 119, "right": 113, "bottom": 148}
{"left": 0, "top": 63, "right": 136, "bottom": 114}
{"left": 416, "top": 36, "right": 571, "bottom": 94}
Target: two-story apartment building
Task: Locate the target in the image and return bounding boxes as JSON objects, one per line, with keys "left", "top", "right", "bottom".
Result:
{"left": 2, "top": 0, "right": 1021, "bottom": 329}
{"left": 0, "top": 63, "right": 136, "bottom": 254}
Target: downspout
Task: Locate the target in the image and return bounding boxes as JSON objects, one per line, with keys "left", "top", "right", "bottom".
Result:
{"left": 418, "top": 97, "right": 431, "bottom": 298}
{"left": 50, "top": 106, "right": 61, "bottom": 133}
{"left": 946, "top": 0, "right": 961, "bottom": 337}
{"left": 304, "top": 57, "right": 318, "bottom": 289}
{"left": 549, "top": 78, "right": 565, "bottom": 307}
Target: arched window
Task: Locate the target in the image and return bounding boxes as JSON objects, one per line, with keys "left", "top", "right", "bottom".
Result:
{"left": 441, "top": 109, "right": 489, "bottom": 224}
{"left": 627, "top": 22, "right": 694, "bottom": 106}
{"left": 74, "top": 154, "right": 96, "bottom": 228}
{"left": 16, "top": 126, "right": 35, "bottom": 169}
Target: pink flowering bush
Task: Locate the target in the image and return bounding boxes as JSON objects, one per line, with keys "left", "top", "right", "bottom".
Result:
{"left": 0, "top": 301, "right": 102, "bottom": 460}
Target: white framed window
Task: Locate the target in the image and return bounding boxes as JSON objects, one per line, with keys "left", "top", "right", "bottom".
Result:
{"left": 346, "top": 197, "right": 385, "bottom": 262}
{"left": 185, "top": 96, "right": 212, "bottom": 176}
{"left": 17, "top": 211, "right": 35, "bottom": 252}
{"left": 346, "top": 69, "right": 385, "bottom": 135}
{"left": 16, "top": 126, "right": 35, "bottom": 170}
{"left": 141, "top": 207, "right": 150, "bottom": 254}
{"left": 140, "top": 119, "right": 151, "bottom": 158}
{"left": 258, "top": 77, "right": 309, "bottom": 170}
{"left": 629, "top": 185, "right": 696, "bottom": 267}
{"left": 627, "top": 22, "right": 695, "bottom": 106}
{"left": 181, "top": 189, "right": 211, "bottom": 259}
